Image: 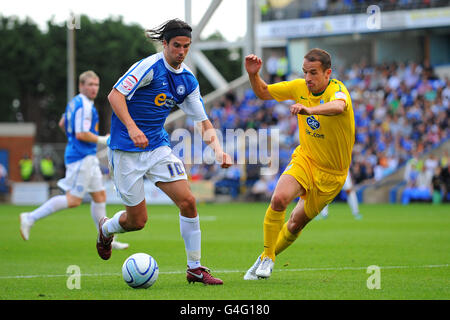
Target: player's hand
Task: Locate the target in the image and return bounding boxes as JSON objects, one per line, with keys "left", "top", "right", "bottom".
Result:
{"left": 217, "top": 151, "right": 233, "bottom": 169}
{"left": 290, "top": 103, "right": 311, "bottom": 115}
{"left": 128, "top": 126, "right": 148, "bottom": 149}
{"left": 245, "top": 54, "right": 262, "bottom": 76}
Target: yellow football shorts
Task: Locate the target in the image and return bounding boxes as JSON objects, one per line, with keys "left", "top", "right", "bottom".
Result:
{"left": 282, "top": 150, "right": 347, "bottom": 219}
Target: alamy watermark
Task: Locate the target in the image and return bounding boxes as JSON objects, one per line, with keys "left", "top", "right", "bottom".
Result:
{"left": 66, "top": 265, "right": 81, "bottom": 290}
{"left": 366, "top": 265, "right": 381, "bottom": 289}
{"left": 96, "top": 126, "right": 281, "bottom": 176}
{"left": 366, "top": 5, "right": 381, "bottom": 30}
{"left": 171, "top": 126, "right": 280, "bottom": 176}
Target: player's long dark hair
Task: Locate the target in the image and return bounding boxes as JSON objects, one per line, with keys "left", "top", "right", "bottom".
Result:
{"left": 145, "top": 19, "right": 192, "bottom": 43}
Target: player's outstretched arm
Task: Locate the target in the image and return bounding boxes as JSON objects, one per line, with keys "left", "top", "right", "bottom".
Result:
{"left": 108, "top": 88, "right": 148, "bottom": 149}
{"left": 245, "top": 54, "right": 274, "bottom": 101}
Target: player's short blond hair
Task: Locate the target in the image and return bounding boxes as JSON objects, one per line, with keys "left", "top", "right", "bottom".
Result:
{"left": 79, "top": 70, "right": 99, "bottom": 84}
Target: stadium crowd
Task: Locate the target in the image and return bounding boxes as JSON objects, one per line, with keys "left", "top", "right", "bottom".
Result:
{"left": 174, "top": 59, "right": 450, "bottom": 202}
{"left": 11, "top": 59, "right": 449, "bottom": 205}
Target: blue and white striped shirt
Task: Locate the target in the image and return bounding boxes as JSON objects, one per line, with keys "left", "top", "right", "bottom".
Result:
{"left": 63, "top": 93, "right": 99, "bottom": 164}
{"left": 110, "top": 52, "right": 208, "bottom": 152}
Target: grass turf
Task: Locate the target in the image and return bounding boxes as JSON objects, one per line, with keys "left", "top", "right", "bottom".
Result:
{"left": 0, "top": 202, "right": 449, "bottom": 300}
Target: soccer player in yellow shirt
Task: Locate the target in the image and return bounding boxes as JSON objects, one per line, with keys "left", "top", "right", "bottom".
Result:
{"left": 243, "top": 48, "right": 355, "bottom": 280}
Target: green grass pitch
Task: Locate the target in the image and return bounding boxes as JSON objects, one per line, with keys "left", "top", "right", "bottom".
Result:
{"left": 0, "top": 202, "right": 449, "bottom": 300}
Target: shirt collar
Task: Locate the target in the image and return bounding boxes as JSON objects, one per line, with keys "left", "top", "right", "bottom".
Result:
{"left": 161, "top": 52, "right": 185, "bottom": 74}
{"left": 79, "top": 93, "right": 94, "bottom": 104}
{"left": 311, "top": 80, "right": 331, "bottom": 97}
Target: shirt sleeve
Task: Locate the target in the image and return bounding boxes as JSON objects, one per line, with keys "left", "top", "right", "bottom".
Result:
{"left": 330, "top": 91, "right": 348, "bottom": 103}
{"left": 178, "top": 86, "right": 208, "bottom": 122}
{"left": 113, "top": 58, "right": 155, "bottom": 99}
{"left": 74, "top": 103, "right": 93, "bottom": 133}
{"left": 267, "top": 80, "right": 298, "bottom": 102}
{"left": 328, "top": 83, "right": 349, "bottom": 110}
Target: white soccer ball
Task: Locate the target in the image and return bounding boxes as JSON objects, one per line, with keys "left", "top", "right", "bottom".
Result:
{"left": 122, "top": 253, "right": 159, "bottom": 289}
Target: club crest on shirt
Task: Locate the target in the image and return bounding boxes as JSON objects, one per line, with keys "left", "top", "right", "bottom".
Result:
{"left": 176, "top": 84, "right": 186, "bottom": 96}
{"left": 306, "top": 115, "right": 320, "bottom": 130}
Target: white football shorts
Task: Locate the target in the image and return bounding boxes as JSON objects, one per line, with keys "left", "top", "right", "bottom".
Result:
{"left": 342, "top": 171, "right": 353, "bottom": 191}
{"left": 108, "top": 146, "right": 187, "bottom": 207}
{"left": 57, "top": 155, "right": 105, "bottom": 198}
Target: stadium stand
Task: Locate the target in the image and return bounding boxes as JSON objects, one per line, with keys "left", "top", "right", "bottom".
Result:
{"left": 168, "top": 59, "right": 449, "bottom": 202}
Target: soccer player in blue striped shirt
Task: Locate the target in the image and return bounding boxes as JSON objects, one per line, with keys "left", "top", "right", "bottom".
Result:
{"left": 20, "top": 71, "right": 128, "bottom": 250}
{"left": 97, "top": 19, "right": 232, "bottom": 285}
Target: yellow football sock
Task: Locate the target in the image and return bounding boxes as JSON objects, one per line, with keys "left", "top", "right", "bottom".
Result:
{"left": 261, "top": 206, "right": 286, "bottom": 261}
{"left": 275, "top": 222, "right": 301, "bottom": 256}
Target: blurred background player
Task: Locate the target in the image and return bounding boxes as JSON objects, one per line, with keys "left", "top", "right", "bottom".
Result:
{"left": 98, "top": 19, "right": 232, "bottom": 285}
{"left": 243, "top": 48, "right": 355, "bottom": 280}
{"left": 20, "top": 71, "right": 128, "bottom": 250}
{"left": 320, "top": 169, "right": 362, "bottom": 220}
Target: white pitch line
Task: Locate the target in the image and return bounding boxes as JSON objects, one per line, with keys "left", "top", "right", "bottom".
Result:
{"left": 0, "top": 264, "right": 448, "bottom": 280}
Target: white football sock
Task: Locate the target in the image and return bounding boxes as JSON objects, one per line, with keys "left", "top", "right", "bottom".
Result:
{"left": 321, "top": 204, "right": 329, "bottom": 218}
{"left": 347, "top": 191, "right": 360, "bottom": 216}
{"left": 102, "top": 210, "right": 125, "bottom": 237}
{"left": 28, "top": 195, "right": 68, "bottom": 223}
{"left": 90, "top": 201, "right": 106, "bottom": 229}
{"left": 179, "top": 213, "right": 201, "bottom": 269}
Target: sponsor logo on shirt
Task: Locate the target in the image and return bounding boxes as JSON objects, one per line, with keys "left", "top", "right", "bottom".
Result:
{"left": 306, "top": 115, "right": 320, "bottom": 130}
{"left": 155, "top": 93, "right": 167, "bottom": 106}
{"left": 164, "top": 98, "right": 177, "bottom": 108}
{"left": 305, "top": 129, "right": 325, "bottom": 139}
{"left": 154, "top": 93, "right": 177, "bottom": 108}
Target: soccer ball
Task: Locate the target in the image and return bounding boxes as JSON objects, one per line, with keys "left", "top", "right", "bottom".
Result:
{"left": 122, "top": 253, "right": 159, "bottom": 289}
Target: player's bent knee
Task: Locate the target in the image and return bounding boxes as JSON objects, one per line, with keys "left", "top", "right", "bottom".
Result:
{"left": 178, "top": 195, "right": 197, "bottom": 216}
{"left": 91, "top": 191, "right": 106, "bottom": 203}
{"left": 271, "top": 193, "right": 290, "bottom": 211}
{"left": 66, "top": 195, "right": 82, "bottom": 208}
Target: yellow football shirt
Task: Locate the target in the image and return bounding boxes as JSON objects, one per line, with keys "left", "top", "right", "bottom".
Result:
{"left": 268, "top": 78, "right": 355, "bottom": 174}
